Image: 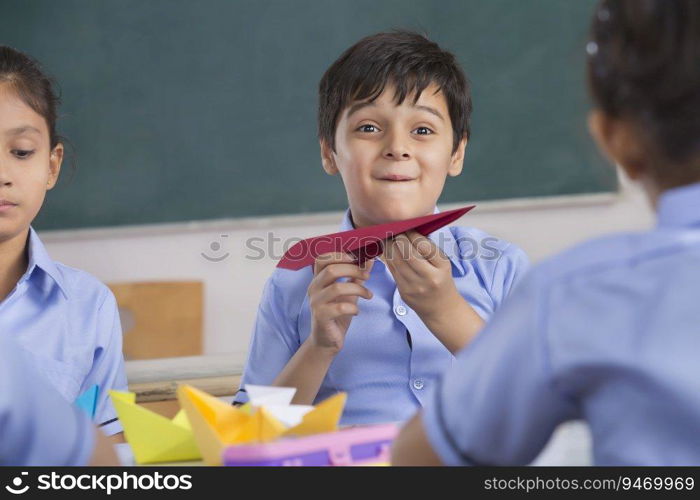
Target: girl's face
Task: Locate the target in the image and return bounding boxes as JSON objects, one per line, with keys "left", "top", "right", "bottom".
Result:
{"left": 0, "top": 83, "right": 62, "bottom": 243}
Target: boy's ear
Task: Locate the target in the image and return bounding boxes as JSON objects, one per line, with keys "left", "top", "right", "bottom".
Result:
{"left": 447, "top": 137, "right": 468, "bottom": 177}
{"left": 320, "top": 139, "right": 339, "bottom": 175}
{"left": 588, "top": 110, "right": 648, "bottom": 181}
{"left": 47, "top": 143, "right": 64, "bottom": 190}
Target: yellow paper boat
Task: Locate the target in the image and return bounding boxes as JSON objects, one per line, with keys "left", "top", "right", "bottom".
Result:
{"left": 177, "top": 385, "right": 346, "bottom": 465}
{"left": 109, "top": 390, "right": 202, "bottom": 464}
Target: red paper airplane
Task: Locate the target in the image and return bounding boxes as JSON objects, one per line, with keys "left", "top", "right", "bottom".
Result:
{"left": 277, "top": 205, "right": 476, "bottom": 270}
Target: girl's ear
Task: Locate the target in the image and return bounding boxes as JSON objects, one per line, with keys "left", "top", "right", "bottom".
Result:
{"left": 447, "top": 137, "right": 468, "bottom": 177}
{"left": 320, "top": 139, "right": 339, "bottom": 175}
{"left": 47, "top": 143, "right": 63, "bottom": 190}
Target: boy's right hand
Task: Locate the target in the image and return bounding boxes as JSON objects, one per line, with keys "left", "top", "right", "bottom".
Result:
{"left": 307, "top": 253, "right": 374, "bottom": 354}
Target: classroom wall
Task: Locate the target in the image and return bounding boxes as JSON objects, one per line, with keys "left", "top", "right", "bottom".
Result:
{"left": 41, "top": 169, "right": 654, "bottom": 365}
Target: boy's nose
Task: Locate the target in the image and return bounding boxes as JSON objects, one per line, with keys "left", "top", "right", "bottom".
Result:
{"left": 382, "top": 135, "right": 411, "bottom": 161}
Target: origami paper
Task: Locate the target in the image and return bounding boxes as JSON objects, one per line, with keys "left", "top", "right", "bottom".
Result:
{"left": 75, "top": 384, "right": 99, "bottom": 418}
{"left": 109, "top": 390, "right": 201, "bottom": 464}
{"left": 277, "top": 205, "right": 476, "bottom": 270}
{"left": 177, "top": 385, "right": 346, "bottom": 465}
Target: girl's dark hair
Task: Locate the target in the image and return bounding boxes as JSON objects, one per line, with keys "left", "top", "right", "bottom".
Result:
{"left": 319, "top": 31, "right": 472, "bottom": 154}
{"left": 0, "top": 46, "right": 62, "bottom": 149}
{"left": 587, "top": 0, "right": 700, "bottom": 184}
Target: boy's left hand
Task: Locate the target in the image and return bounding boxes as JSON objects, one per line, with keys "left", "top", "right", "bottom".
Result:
{"left": 382, "top": 230, "right": 462, "bottom": 323}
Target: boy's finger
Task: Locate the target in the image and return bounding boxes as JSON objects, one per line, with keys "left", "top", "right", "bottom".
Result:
{"left": 386, "top": 234, "right": 412, "bottom": 261}
{"left": 358, "top": 256, "right": 375, "bottom": 273}
{"left": 395, "top": 233, "right": 433, "bottom": 277}
{"left": 316, "top": 282, "right": 373, "bottom": 304}
{"left": 384, "top": 238, "right": 420, "bottom": 283}
{"left": 405, "top": 230, "right": 449, "bottom": 268}
{"left": 313, "top": 252, "right": 356, "bottom": 275}
{"left": 316, "top": 302, "right": 359, "bottom": 322}
{"left": 349, "top": 258, "right": 374, "bottom": 286}
{"left": 311, "top": 263, "right": 370, "bottom": 291}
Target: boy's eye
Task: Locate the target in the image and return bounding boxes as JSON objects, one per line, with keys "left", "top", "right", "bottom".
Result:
{"left": 357, "top": 124, "right": 380, "bottom": 133}
{"left": 412, "top": 127, "right": 434, "bottom": 136}
{"left": 11, "top": 149, "right": 35, "bottom": 159}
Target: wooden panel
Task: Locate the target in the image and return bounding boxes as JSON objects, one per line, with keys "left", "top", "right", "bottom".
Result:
{"left": 130, "top": 375, "right": 240, "bottom": 403}
{"left": 110, "top": 281, "right": 203, "bottom": 360}
{"left": 129, "top": 375, "right": 241, "bottom": 418}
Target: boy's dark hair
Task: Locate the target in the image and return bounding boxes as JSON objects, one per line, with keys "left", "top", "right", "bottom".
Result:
{"left": 588, "top": 0, "right": 700, "bottom": 185}
{"left": 0, "top": 46, "right": 62, "bottom": 149}
{"left": 318, "top": 31, "right": 471, "bottom": 154}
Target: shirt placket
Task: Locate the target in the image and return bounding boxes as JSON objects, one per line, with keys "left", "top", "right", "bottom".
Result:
{"left": 391, "top": 287, "right": 429, "bottom": 405}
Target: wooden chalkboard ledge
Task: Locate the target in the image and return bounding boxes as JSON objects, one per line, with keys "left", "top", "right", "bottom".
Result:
{"left": 40, "top": 190, "right": 622, "bottom": 243}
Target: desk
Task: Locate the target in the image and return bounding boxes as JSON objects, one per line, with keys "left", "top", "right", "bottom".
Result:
{"left": 122, "top": 355, "right": 592, "bottom": 466}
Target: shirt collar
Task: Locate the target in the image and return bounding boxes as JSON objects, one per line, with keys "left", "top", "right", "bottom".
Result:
{"left": 656, "top": 182, "right": 700, "bottom": 229}
{"left": 340, "top": 208, "right": 466, "bottom": 276}
{"left": 24, "top": 227, "right": 69, "bottom": 299}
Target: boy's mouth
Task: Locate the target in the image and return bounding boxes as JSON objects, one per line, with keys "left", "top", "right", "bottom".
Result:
{"left": 377, "top": 174, "right": 416, "bottom": 182}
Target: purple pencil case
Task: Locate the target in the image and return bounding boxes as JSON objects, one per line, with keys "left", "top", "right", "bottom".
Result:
{"left": 222, "top": 423, "right": 398, "bottom": 466}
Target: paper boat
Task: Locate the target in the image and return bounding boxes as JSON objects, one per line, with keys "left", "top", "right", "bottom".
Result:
{"left": 109, "top": 390, "right": 202, "bottom": 464}
{"left": 177, "top": 385, "right": 346, "bottom": 465}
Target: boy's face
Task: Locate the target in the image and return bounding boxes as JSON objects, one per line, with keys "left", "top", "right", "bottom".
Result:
{"left": 0, "top": 84, "right": 62, "bottom": 243}
{"left": 321, "top": 83, "right": 466, "bottom": 228}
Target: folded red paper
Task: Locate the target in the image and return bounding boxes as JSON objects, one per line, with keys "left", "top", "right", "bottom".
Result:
{"left": 277, "top": 205, "right": 476, "bottom": 270}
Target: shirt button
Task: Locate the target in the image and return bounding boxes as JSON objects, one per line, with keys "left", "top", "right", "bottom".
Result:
{"left": 395, "top": 305, "right": 408, "bottom": 316}
{"left": 413, "top": 379, "right": 424, "bottom": 390}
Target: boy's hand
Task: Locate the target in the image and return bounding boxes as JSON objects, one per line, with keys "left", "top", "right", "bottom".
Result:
{"left": 383, "top": 231, "right": 461, "bottom": 321}
{"left": 383, "top": 231, "right": 484, "bottom": 353}
{"left": 307, "top": 253, "right": 374, "bottom": 354}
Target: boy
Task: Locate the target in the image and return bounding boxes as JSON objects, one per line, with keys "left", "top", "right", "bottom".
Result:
{"left": 392, "top": 0, "right": 700, "bottom": 465}
{"left": 235, "top": 31, "right": 528, "bottom": 424}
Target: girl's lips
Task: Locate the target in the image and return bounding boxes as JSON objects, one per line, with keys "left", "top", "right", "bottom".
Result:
{"left": 0, "top": 201, "right": 18, "bottom": 213}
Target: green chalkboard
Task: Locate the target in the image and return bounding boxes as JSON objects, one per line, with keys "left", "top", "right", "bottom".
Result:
{"left": 0, "top": 0, "right": 615, "bottom": 230}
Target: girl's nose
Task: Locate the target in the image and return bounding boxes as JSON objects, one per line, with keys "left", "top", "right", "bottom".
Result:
{"left": 0, "top": 161, "right": 13, "bottom": 186}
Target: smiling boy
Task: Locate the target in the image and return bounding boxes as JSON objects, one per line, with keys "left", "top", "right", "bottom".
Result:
{"left": 234, "top": 32, "right": 529, "bottom": 424}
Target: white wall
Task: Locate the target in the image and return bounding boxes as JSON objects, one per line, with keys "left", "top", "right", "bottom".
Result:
{"left": 40, "top": 170, "right": 655, "bottom": 365}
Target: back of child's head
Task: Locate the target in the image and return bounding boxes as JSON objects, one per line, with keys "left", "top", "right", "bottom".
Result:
{"left": 587, "top": 0, "right": 700, "bottom": 187}
{"left": 318, "top": 31, "right": 471, "bottom": 154}
{"left": 0, "top": 46, "right": 61, "bottom": 149}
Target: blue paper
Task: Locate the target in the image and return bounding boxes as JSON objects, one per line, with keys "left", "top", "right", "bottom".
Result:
{"left": 75, "top": 384, "right": 99, "bottom": 418}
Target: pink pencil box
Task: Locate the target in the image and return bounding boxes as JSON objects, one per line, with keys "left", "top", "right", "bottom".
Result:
{"left": 222, "top": 423, "right": 398, "bottom": 466}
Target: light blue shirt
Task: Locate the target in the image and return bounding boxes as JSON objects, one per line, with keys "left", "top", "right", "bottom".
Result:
{"left": 235, "top": 208, "right": 529, "bottom": 424}
{"left": 424, "top": 182, "right": 700, "bottom": 466}
{"left": 0, "top": 228, "right": 128, "bottom": 435}
{"left": 0, "top": 337, "right": 95, "bottom": 466}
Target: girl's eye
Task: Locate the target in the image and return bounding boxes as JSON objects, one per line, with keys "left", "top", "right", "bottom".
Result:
{"left": 412, "top": 127, "right": 434, "bottom": 136}
{"left": 357, "top": 124, "right": 380, "bottom": 133}
{"left": 12, "top": 149, "right": 35, "bottom": 159}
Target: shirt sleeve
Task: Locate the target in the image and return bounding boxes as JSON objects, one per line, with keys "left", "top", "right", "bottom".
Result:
{"left": 233, "top": 276, "right": 299, "bottom": 404}
{"left": 80, "top": 289, "right": 128, "bottom": 435}
{"left": 0, "top": 340, "right": 95, "bottom": 466}
{"left": 489, "top": 243, "right": 530, "bottom": 310}
{"left": 422, "top": 272, "right": 578, "bottom": 465}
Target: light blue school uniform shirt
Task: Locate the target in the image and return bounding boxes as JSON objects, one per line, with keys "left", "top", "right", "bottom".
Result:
{"left": 235, "top": 208, "right": 529, "bottom": 424}
{"left": 0, "top": 337, "right": 95, "bottom": 466}
{"left": 424, "top": 182, "right": 700, "bottom": 466}
{"left": 0, "top": 228, "right": 128, "bottom": 435}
